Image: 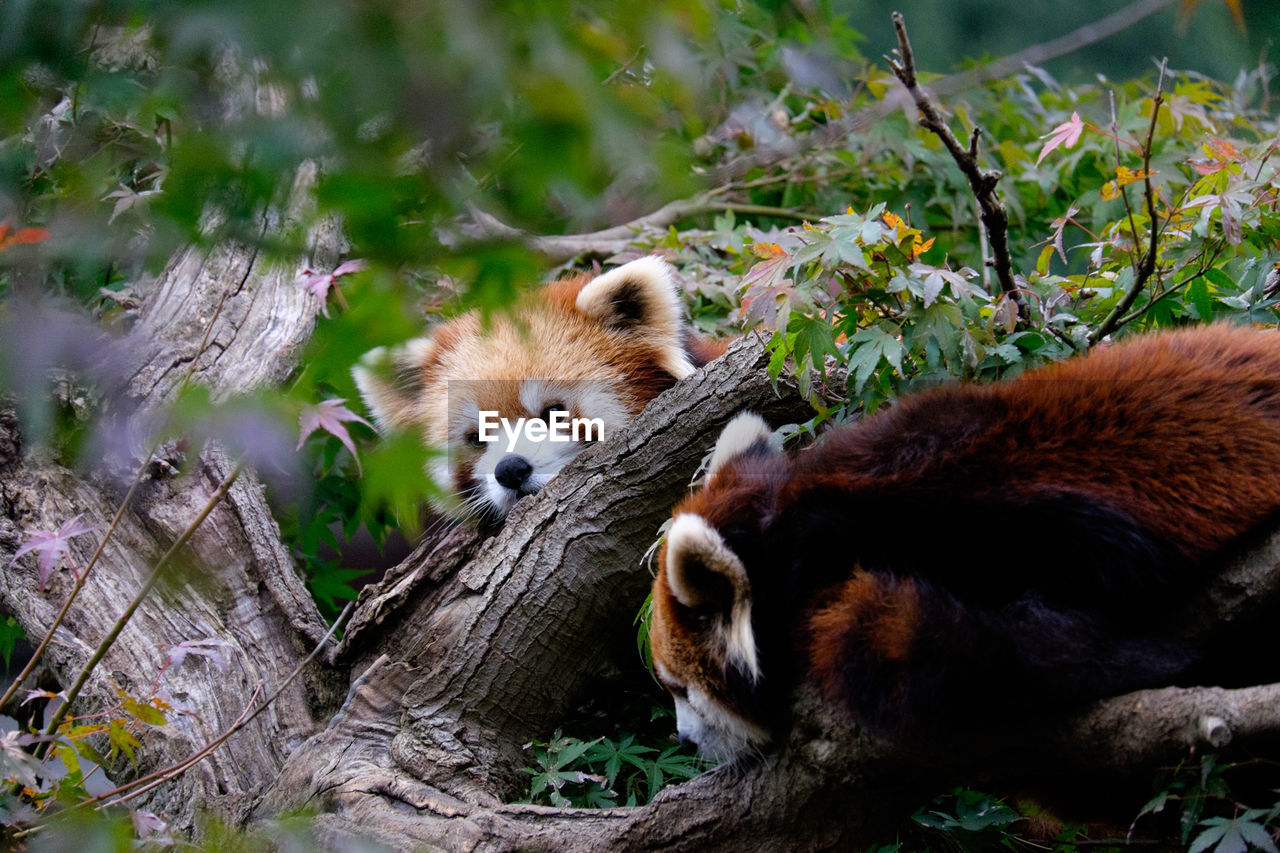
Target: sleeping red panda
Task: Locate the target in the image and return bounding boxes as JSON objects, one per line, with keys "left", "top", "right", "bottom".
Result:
{"left": 354, "top": 257, "right": 726, "bottom": 523}
{"left": 649, "top": 324, "right": 1280, "bottom": 763}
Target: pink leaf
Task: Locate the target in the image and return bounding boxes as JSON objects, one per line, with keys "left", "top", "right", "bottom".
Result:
{"left": 295, "top": 270, "right": 335, "bottom": 317}
{"left": 295, "top": 260, "right": 366, "bottom": 318}
{"left": 1036, "top": 112, "right": 1085, "bottom": 165}
{"left": 1047, "top": 204, "right": 1080, "bottom": 265}
{"left": 298, "top": 399, "right": 373, "bottom": 474}
{"left": 11, "top": 515, "right": 100, "bottom": 590}
{"left": 167, "top": 638, "right": 230, "bottom": 672}
{"left": 333, "top": 259, "right": 367, "bottom": 277}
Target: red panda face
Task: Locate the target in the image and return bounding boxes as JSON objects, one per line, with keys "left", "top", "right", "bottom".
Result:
{"left": 354, "top": 257, "right": 712, "bottom": 522}
{"left": 650, "top": 413, "right": 785, "bottom": 763}
{"left": 443, "top": 378, "right": 631, "bottom": 521}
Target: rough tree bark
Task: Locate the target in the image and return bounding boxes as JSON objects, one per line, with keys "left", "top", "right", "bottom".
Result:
{"left": 0, "top": 164, "right": 346, "bottom": 829}
{"left": 4, "top": 205, "right": 1280, "bottom": 849}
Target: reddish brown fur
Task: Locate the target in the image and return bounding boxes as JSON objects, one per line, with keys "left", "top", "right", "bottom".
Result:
{"left": 788, "top": 324, "right": 1280, "bottom": 560}
{"left": 651, "top": 324, "right": 1280, "bottom": 746}
{"left": 810, "top": 572, "right": 921, "bottom": 667}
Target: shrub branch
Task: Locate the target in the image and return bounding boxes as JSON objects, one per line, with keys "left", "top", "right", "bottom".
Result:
{"left": 1090, "top": 60, "right": 1168, "bottom": 344}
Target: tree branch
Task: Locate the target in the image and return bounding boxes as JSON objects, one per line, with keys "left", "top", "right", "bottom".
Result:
{"left": 886, "top": 12, "right": 1021, "bottom": 313}
{"left": 453, "top": 194, "right": 817, "bottom": 264}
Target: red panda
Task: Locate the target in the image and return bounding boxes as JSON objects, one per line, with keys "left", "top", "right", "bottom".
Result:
{"left": 353, "top": 256, "right": 726, "bottom": 523}
{"left": 649, "top": 324, "right": 1280, "bottom": 763}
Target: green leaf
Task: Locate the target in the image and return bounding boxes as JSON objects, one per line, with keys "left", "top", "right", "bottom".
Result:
{"left": 845, "top": 328, "right": 903, "bottom": 393}
{"left": 791, "top": 314, "right": 841, "bottom": 381}
{"left": 0, "top": 617, "right": 23, "bottom": 669}
{"left": 123, "top": 697, "right": 167, "bottom": 727}
{"left": 1188, "top": 277, "right": 1215, "bottom": 320}
{"left": 1189, "top": 817, "right": 1241, "bottom": 853}
{"left": 107, "top": 720, "right": 140, "bottom": 764}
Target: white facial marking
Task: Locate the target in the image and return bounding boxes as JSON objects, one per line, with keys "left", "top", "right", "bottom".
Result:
{"left": 675, "top": 685, "right": 770, "bottom": 765}
{"left": 456, "top": 379, "right": 631, "bottom": 518}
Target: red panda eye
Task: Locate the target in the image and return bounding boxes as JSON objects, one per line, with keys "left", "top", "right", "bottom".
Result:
{"left": 540, "top": 403, "right": 567, "bottom": 422}
{"left": 467, "top": 432, "right": 484, "bottom": 449}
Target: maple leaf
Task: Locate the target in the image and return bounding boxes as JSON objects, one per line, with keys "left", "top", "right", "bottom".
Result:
{"left": 1190, "top": 139, "right": 1242, "bottom": 176}
{"left": 132, "top": 811, "right": 173, "bottom": 844}
{"left": 1045, "top": 204, "right": 1081, "bottom": 264}
{"left": 750, "top": 242, "right": 787, "bottom": 259}
{"left": 295, "top": 259, "right": 367, "bottom": 317}
{"left": 11, "top": 515, "right": 100, "bottom": 590}
{"left": 1100, "top": 167, "right": 1153, "bottom": 200}
{"left": 1035, "top": 112, "right": 1085, "bottom": 165}
{"left": 298, "top": 398, "right": 373, "bottom": 473}
{"left": 0, "top": 221, "right": 51, "bottom": 252}
{"left": 882, "top": 211, "right": 934, "bottom": 260}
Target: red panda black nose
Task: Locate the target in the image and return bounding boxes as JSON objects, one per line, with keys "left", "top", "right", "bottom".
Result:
{"left": 678, "top": 734, "right": 697, "bottom": 752}
{"left": 495, "top": 455, "right": 533, "bottom": 490}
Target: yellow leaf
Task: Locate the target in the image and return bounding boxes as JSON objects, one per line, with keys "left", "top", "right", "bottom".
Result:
{"left": 1101, "top": 166, "right": 1150, "bottom": 201}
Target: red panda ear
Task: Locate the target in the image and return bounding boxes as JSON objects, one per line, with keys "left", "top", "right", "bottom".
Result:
{"left": 664, "top": 513, "right": 760, "bottom": 681}
{"left": 352, "top": 337, "right": 437, "bottom": 432}
{"left": 575, "top": 257, "right": 696, "bottom": 380}
{"left": 706, "top": 412, "right": 779, "bottom": 479}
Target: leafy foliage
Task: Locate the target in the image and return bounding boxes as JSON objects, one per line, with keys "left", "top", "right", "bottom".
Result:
{"left": 912, "top": 788, "right": 1026, "bottom": 849}
{"left": 1133, "top": 755, "right": 1280, "bottom": 852}
{"left": 1, "top": 0, "right": 1279, "bottom": 846}
{"left": 522, "top": 728, "right": 703, "bottom": 808}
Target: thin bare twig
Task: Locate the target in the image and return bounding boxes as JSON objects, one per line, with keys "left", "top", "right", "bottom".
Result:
{"left": 1089, "top": 59, "right": 1168, "bottom": 345}
{"left": 41, "top": 461, "right": 246, "bottom": 742}
{"left": 886, "top": 12, "right": 1021, "bottom": 314}
{"left": 61, "top": 600, "right": 355, "bottom": 814}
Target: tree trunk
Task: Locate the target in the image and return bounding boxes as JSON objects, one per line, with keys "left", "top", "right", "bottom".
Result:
{"left": 4, "top": 205, "right": 1280, "bottom": 847}
{"left": 0, "top": 165, "right": 345, "bottom": 829}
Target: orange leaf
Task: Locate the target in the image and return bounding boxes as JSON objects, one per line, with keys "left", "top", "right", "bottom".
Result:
{"left": 1100, "top": 166, "right": 1150, "bottom": 200}
{"left": 12, "top": 227, "right": 50, "bottom": 245}
{"left": 882, "top": 211, "right": 905, "bottom": 231}
{"left": 751, "top": 242, "right": 786, "bottom": 259}
{"left": 0, "top": 221, "right": 50, "bottom": 251}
